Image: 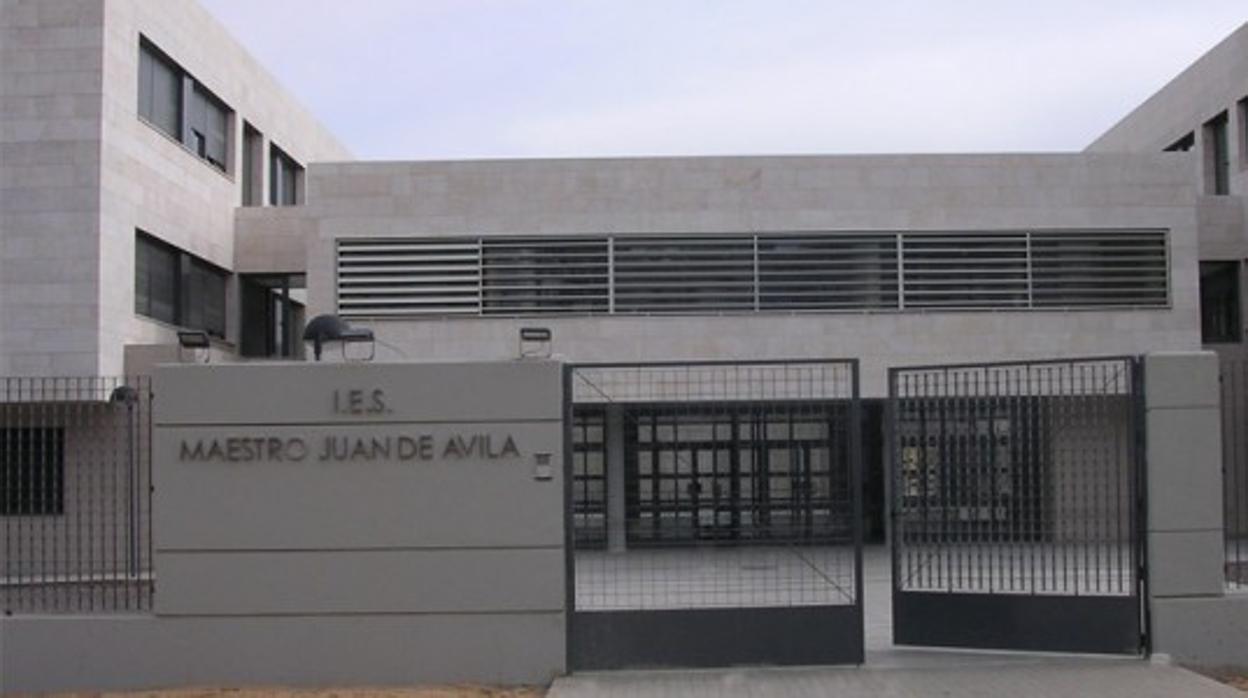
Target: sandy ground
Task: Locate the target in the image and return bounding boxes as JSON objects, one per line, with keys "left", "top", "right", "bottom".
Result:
{"left": 1221, "top": 677, "right": 1248, "bottom": 692}
{"left": 28, "top": 687, "right": 543, "bottom": 698}
{"left": 1199, "top": 672, "right": 1248, "bottom": 692}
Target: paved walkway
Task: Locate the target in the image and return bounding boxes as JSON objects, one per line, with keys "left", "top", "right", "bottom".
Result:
{"left": 556, "top": 546, "right": 1241, "bottom": 697}
{"left": 549, "top": 655, "right": 1241, "bottom": 697}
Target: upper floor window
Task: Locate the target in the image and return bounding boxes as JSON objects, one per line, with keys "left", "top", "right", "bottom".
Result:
{"left": 270, "top": 144, "right": 303, "bottom": 206}
{"left": 137, "top": 41, "right": 180, "bottom": 139}
{"left": 135, "top": 231, "right": 228, "bottom": 338}
{"left": 1239, "top": 97, "right": 1248, "bottom": 170}
{"left": 242, "top": 122, "right": 263, "bottom": 206}
{"left": 1205, "top": 112, "right": 1230, "bottom": 195}
{"left": 1164, "top": 132, "right": 1194, "bottom": 152}
{"left": 137, "top": 39, "right": 232, "bottom": 174}
{"left": 1200, "top": 260, "right": 1241, "bottom": 344}
{"left": 188, "top": 85, "right": 229, "bottom": 171}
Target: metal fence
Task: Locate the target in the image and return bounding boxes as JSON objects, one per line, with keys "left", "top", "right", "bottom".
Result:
{"left": 569, "top": 360, "right": 861, "bottom": 611}
{"left": 566, "top": 360, "right": 864, "bottom": 669}
{"left": 1, "top": 376, "right": 154, "bottom": 614}
{"left": 891, "top": 357, "right": 1142, "bottom": 597}
{"left": 1222, "top": 359, "right": 1248, "bottom": 590}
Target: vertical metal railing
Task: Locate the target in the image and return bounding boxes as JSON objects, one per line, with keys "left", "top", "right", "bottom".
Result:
{"left": 1221, "top": 359, "right": 1248, "bottom": 590}
{"left": 1, "top": 376, "right": 154, "bottom": 614}
{"left": 568, "top": 360, "right": 860, "bottom": 611}
{"left": 891, "top": 357, "right": 1141, "bottom": 597}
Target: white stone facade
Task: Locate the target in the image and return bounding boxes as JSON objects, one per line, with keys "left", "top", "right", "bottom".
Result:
{"left": 1, "top": 0, "right": 349, "bottom": 377}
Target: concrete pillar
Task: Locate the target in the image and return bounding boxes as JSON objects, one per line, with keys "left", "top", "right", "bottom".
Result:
{"left": 605, "top": 404, "right": 627, "bottom": 553}
{"left": 1145, "top": 352, "right": 1227, "bottom": 657}
{"left": 1145, "top": 352, "right": 1224, "bottom": 599}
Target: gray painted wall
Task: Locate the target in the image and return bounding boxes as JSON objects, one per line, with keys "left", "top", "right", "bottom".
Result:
{"left": 1143, "top": 351, "right": 1248, "bottom": 668}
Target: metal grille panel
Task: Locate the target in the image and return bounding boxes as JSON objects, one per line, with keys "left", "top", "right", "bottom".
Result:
{"left": 569, "top": 361, "right": 860, "bottom": 611}
{"left": 1030, "top": 232, "right": 1168, "bottom": 307}
{"left": 612, "top": 236, "right": 756, "bottom": 313}
{"left": 1221, "top": 358, "right": 1248, "bottom": 590}
{"left": 891, "top": 358, "right": 1141, "bottom": 597}
{"left": 900, "top": 233, "right": 1029, "bottom": 309}
{"left": 482, "top": 237, "right": 609, "bottom": 315}
{"left": 1, "top": 377, "right": 154, "bottom": 614}
{"left": 566, "top": 360, "right": 864, "bottom": 668}
{"left": 758, "top": 234, "right": 899, "bottom": 310}
{"left": 888, "top": 357, "right": 1146, "bottom": 655}
{"left": 337, "top": 239, "right": 482, "bottom": 316}
{"left": 337, "top": 230, "right": 1169, "bottom": 318}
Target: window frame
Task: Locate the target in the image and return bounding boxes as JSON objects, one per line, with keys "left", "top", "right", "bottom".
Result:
{"left": 136, "top": 37, "right": 234, "bottom": 176}
{"left": 1199, "top": 260, "right": 1242, "bottom": 344}
{"left": 135, "top": 231, "right": 230, "bottom": 338}
{"left": 269, "top": 144, "right": 303, "bottom": 206}
{"left": 1204, "top": 112, "right": 1231, "bottom": 196}
{"left": 242, "top": 122, "right": 263, "bottom": 206}
{"left": 1238, "top": 97, "right": 1248, "bottom": 171}
{"left": 137, "top": 39, "right": 182, "bottom": 141}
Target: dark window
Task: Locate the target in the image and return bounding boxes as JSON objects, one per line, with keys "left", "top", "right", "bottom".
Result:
{"left": 269, "top": 145, "right": 302, "bottom": 206}
{"left": 1201, "top": 261, "right": 1241, "bottom": 343}
{"left": 135, "top": 231, "right": 229, "bottom": 337}
{"left": 1, "top": 428, "right": 65, "bottom": 516}
{"left": 1239, "top": 97, "right": 1248, "bottom": 168}
{"left": 184, "top": 257, "right": 228, "bottom": 337}
{"left": 137, "top": 38, "right": 232, "bottom": 174}
{"left": 135, "top": 232, "right": 179, "bottom": 325}
{"left": 1164, "top": 132, "right": 1194, "bottom": 152}
{"left": 188, "top": 85, "right": 229, "bottom": 171}
{"left": 138, "top": 41, "right": 181, "bottom": 139}
{"left": 1206, "top": 112, "right": 1230, "bottom": 195}
{"left": 240, "top": 274, "right": 306, "bottom": 358}
{"left": 242, "top": 123, "right": 262, "bottom": 205}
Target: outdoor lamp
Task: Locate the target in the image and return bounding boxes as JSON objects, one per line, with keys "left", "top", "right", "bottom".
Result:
{"left": 176, "top": 330, "right": 211, "bottom": 363}
{"left": 303, "top": 314, "right": 376, "bottom": 361}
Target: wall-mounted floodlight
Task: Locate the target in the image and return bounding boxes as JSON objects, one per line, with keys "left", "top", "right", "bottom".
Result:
{"left": 302, "top": 314, "right": 375, "bottom": 362}
{"left": 109, "top": 385, "right": 139, "bottom": 406}
{"left": 519, "top": 327, "right": 553, "bottom": 359}
{"left": 176, "top": 331, "right": 210, "bottom": 349}
{"left": 176, "top": 330, "right": 211, "bottom": 363}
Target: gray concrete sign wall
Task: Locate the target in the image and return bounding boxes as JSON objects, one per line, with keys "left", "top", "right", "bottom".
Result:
{"left": 0, "top": 360, "right": 567, "bottom": 692}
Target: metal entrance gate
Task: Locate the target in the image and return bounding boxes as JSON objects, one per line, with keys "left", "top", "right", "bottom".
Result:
{"left": 888, "top": 357, "right": 1147, "bottom": 654}
{"left": 565, "top": 360, "right": 863, "bottom": 669}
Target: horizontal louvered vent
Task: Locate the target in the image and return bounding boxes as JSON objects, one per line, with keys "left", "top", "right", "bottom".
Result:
{"left": 481, "top": 238, "right": 609, "bottom": 315}
{"left": 336, "top": 231, "right": 1169, "bottom": 318}
{"left": 759, "top": 234, "right": 899, "bottom": 310}
{"left": 901, "top": 234, "right": 1029, "bottom": 309}
{"left": 337, "top": 239, "right": 481, "bottom": 316}
{"left": 614, "top": 237, "right": 754, "bottom": 313}
{"left": 1030, "top": 232, "right": 1168, "bottom": 307}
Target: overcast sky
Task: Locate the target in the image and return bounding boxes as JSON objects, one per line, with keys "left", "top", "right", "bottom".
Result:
{"left": 196, "top": 1, "right": 1246, "bottom": 161}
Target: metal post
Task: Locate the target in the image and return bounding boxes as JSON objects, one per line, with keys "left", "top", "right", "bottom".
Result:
{"left": 605, "top": 404, "right": 627, "bottom": 553}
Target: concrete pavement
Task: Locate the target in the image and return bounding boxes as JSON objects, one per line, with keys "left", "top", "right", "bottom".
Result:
{"left": 549, "top": 654, "right": 1241, "bottom": 697}
{"left": 553, "top": 547, "right": 1241, "bottom": 697}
